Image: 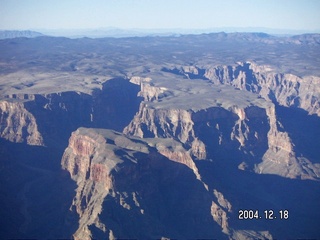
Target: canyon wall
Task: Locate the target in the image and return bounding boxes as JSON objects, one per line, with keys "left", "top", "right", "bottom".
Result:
{"left": 1, "top": 61, "right": 319, "bottom": 239}
{"left": 125, "top": 72, "right": 320, "bottom": 180}
{"left": 61, "top": 128, "right": 228, "bottom": 239}
{"left": 0, "top": 78, "right": 141, "bottom": 147}
{"left": 165, "top": 62, "right": 320, "bottom": 116}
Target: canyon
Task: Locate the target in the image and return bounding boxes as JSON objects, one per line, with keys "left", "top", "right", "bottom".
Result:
{"left": 0, "top": 32, "right": 320, "bottom": 239}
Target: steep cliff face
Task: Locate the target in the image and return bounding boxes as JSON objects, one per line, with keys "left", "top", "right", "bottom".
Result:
{"left": 0, "top": 92, "right": 93, "bottom": 147}
{"left": 63, "top": 126, "right": 288, "bottom": 239}
{"left": 61, "top": 129, "right": 117, "bottom": 240}
{"left": 61, "top": 128, "right": 226, "bottom": 240}
{"left": 257, "top": 106, "right": 320, "bottom": 179}
{"left": 166, "top": 62, "right": 320, "bottom": 116}
{"left": 0, "top": 78, "right": 141, "bottom": 147}
{"left": 1, "top": 34, "right": 320, "bottom": 240}
{"left": 2, "top": 63, "right": 317, "bottom": 181}
{"left": 130, "top": 76, "right": 168, "bottom": 102}
{"left": 124, "top": 104, "right": 195, "bottom": 143}
{"left": 2, "top": 64, "right": 319, "bottom": 239}
{"left": 125, "top": 72, "right": 320, "bottom": 181}
{"left": 0, "top": 99, "right": 43, "bottom": 145}
{"left": 209, "top": 62, "right": 320, "bottom": 116}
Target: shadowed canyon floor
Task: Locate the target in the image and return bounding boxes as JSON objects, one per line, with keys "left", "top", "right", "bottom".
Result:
{"left": 0, "top": 32, "right": 320, "bottom": 239}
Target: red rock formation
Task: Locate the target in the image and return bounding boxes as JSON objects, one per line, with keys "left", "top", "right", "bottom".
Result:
{"left": 0, "top": 100, "right": 43, "bottom": 145}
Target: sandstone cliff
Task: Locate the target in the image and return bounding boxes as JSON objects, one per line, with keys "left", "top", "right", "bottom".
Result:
{"left": 1, "top": 63, "right": 319, "bottom": 239}
{"left": 0, "top": 99, "right": 43, "bottom": 145}
{"left": 1, "top": 34, "right": 319, "bottom": 240}
{"left": 0, "top": 92, "right": 92, "bottom": 147}
{"left": 164, "top": 62, "right": 320, "bottom": 116}
{"left": 61, "top": 128, "right": 226, "bottom": 239}
{"left": 208, "top": 62, "right": 320, "bottom": 116}
{"left": 61, "top": 128, "right": 119, "bottom": 240}
{"left": 125, "top": 74, "right": 320, "bottom": 180}
{"left": 0, "top": 78, "right": 141, "bottom": 147}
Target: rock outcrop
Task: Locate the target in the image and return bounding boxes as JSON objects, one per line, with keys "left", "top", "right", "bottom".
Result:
{"left": 165, "top": 62, "right": 320, "bottom": 116}
{"left": 61, "top": 128, "right": 118, "bottom": 240}
{"left": 1, "top": 33, "right": 319, "bottom": 240}
{"left": 124, "top": 75, "right": 320, "bottom": 180}
{"left": 209, "top": 62, "right": 320, "bottom": 117}
{"left": 61, "top": 128, "right": 225, "bottom": 239}
{"left": 0, "top": 99, "right": 43, "bottom": 145}
{"left": 0, "top": 78, "right": 141, "bottom": 147}
{"left": 0, "top": 92, "right": 92, "bottom": 147}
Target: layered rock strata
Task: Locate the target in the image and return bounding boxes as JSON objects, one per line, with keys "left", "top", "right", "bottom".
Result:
{"left": 164, "top": 62, "right": 320, "bottom": 116}
{"left": 0, "top": 99, "right": 43, "bottom": 145}
{"left": 1, "top": 34, "right": 319, "bottom": 240}
{"left": 0, "top": 78, "right": 141, "bottom": 147}
{"left": 125, "top": 76, "right": 320, "bottom": 180}
{"left": 61, "top": 128, "right": 225, "bottom": 239}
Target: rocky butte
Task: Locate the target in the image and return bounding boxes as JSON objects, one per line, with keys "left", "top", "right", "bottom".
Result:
{"left": 0, "top": 32, "right": 320, "bottom": 239}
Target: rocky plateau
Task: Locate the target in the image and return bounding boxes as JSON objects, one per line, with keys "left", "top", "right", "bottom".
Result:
{"left": 0, "top": 32, "right": 320, "bottom": 239}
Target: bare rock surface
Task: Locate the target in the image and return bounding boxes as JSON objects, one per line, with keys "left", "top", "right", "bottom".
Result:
{"left": 0, "top": 100, "right": 43, "bottom": 145}
{"left": 61, "top": 127, "right": 225, "bottom": 239}
{"left": 0, "top": 33, "right": 319, "bottom": 239}
{"left": 125, "top": 73, "right": 320, "bottom": 180}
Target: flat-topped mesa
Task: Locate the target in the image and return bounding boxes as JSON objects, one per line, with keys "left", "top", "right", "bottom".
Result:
{"left": 124, "top": 80, "right": 273, "bottom": 161}
{"left": 62, "top": 129, "right": 116, "bottom": 183}
{"left": 124, "top": 79, "right": 320, "bottom": 180}
{"left": 63, "top": 127, "right": 202, "bottom": 185}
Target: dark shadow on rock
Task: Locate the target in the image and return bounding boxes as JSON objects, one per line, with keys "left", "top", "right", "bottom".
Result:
{"left": 0, "top": 139, "right": 77, "bottom": 239}
{"left": 197, "top": 158, "right": 320, "bottom": 239}
{"left": 161, "top": 67, "right": 209, "bottom": 80}
{"left": 22, "top": 77, "right": 142, "bottom": 167}
{"left": 90, "top": 150, "right": 227, "bottom": 239}
{"left": 276, "top": 105, "right": 320, "bottom": 163}
{"left": 93, "top": 78, "right": 142, "bottom": 132}
{"left": 1, "top": 77, "right": 143, "bottom": 239}
{"left": 192, "top": 106, "right": 270, "bottom": 169}
{"left": 24, "top": 92, "right": 93, "bottom": 150}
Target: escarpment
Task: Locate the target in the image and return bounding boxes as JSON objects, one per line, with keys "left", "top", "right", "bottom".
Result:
{"left": 1, "top": 62, "right": 319, "bottom": 239}
{"left": 0, "top": 78, "right": 142, "bottom": 147}
{"left": 1, "top": 32, "right": 320, "bottom": 240}
{"left": 165, "top": 62, "right": 320, "bottom": 116}
{"left": 61, "top": 129, "right": 120, "bottom": 240}
{"left": 0, "top": 100, "right": 43, "bottom": 145}
{"left": 124, "top": 77, "right": 320, "bottom": 180}
{"left": 0, "top": 92, "right": 94, "bottom": 147}
{"left": 257, "top": 106, "right": 320, "bottom": 179}
{"left": 61, "top": 128, "right": 227, "bottom": 240}
{"left": 1, "top": 63, "right": 318, "bottom": 181}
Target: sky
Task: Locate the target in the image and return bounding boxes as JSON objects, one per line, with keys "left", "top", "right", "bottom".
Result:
{"left": 0, "top": 0, "right": 320, "bottom": 32}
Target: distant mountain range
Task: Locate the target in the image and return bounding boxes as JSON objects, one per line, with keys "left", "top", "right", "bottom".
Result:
{"left": 1, "top": 27, "right": 319, "bottom": 39}
{"left": 1, "top": 30, "right": 319, "bottom": 48}
{"left": 0, "top": 30, "right": 44, "bottom": 39}
{"left": 39, "top": 27, "right": 320, "bottom": 38}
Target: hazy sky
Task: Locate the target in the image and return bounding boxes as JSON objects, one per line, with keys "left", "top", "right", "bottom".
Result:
{"left": 1, "top": 0, "right": 320, "bottom": 31}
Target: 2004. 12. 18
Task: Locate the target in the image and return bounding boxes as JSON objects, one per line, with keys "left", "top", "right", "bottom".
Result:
{"left": 238, "top": 209, "right": 289, "bottom": 220}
